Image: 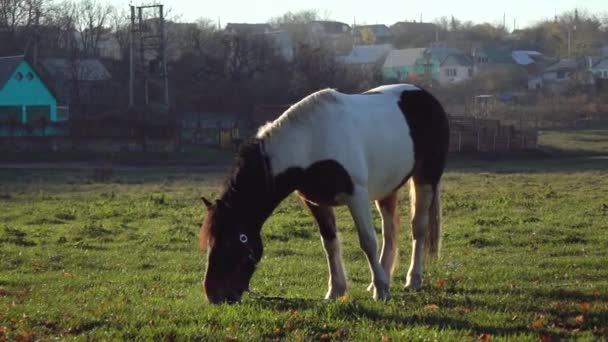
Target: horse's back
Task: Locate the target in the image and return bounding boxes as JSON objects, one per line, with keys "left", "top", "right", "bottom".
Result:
{"left": 263, "top": 84, "right": 447, "bottom": 202}
{"left": 330, "top": 90, "right": 415, "bottom": 199}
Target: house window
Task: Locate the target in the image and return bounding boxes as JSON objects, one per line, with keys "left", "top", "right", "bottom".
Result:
{"left": 0, "top": 106, "right": 22, "bottom": 124}
{"left": 26, "top": 72, "right": 34, "bottom": 80}
{"left": 26, "top": 106, "right": 51, "bottom": 123}
{"left": 604, "top": 70, "right": 608, "bottom": 78}
{"left": 15, "top": 72, "right": 23, "bottom": 81}
{"left": 445, "top": 68, "right": 457, "bottom": 77}
{"left": 557, "top": 71, "right": 565, "bottom": 79}
{"left": 468, "top": 68, "right": 473, "bottom": 77}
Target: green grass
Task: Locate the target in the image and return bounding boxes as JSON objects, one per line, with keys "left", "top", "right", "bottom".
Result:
{"left": 539, "top": 125, "right": 608, "bottom": 155}
{"left": 1, "top": 156, "right": 608, "bottom": 340}
{"left": 0, "top": 145, "right": 234, "bottom": 165}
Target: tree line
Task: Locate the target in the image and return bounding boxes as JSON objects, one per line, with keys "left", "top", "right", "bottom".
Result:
{"left": 2, "top": 1, "right": 608, "bottom": 116}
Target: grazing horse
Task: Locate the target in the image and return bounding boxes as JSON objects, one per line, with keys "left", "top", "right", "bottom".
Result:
{"left": 199, "top": 84, "right": 449, "bottom": 303}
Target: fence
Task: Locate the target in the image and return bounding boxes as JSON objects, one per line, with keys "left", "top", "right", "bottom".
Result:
{"left": 449, "top": 116, "right": 538, "bottom": 153}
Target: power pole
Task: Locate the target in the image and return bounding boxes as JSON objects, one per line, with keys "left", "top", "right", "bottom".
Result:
{"left": 129, "top": 5, "right": 135, "bottom": 108}
{"left": 129, "top": 3, "right": 169, "bottom": 109}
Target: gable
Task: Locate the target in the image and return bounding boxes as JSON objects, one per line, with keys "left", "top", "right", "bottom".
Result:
{"left": 0, "top": 60, "right": 56, "bottom": 106}
{"left": 0, "top": 55, "right": 24, "bottom": 90}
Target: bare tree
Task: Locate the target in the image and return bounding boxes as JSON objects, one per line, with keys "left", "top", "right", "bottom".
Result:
{"left": 0, "top": 0, "right": 49, "bottom": 55}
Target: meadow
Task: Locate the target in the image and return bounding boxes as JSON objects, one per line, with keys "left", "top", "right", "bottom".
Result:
{"left": 1, "top": 129, "right": 607, "bottom": 341}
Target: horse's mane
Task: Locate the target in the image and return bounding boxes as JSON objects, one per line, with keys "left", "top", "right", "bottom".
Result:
{"left": 256, "top": 88, "right": 339, "bottom": 138}
{"left": 199, "top": 141, "right": 268, "bottom": 250}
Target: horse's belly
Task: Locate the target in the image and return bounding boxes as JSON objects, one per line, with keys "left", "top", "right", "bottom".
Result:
{"left": 364, "top": 122, "right": 415, "bottom": 200}
{"left": 367, "top": 153, "right": 414, "bottom": 200}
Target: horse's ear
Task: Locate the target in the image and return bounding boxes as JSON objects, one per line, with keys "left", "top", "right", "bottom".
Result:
{"left": 201, "top": 196, "right": 214, "bottom": 209}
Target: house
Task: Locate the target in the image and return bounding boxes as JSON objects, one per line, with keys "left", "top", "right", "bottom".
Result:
{"left": 337, "top": 44, "right": 393, "bottom": 67}
{"left": 266, "top": 30, "right": 294, "bottom": 62}
{"left": 383, "top": 46, "right": 469, "bottom": 83}
{"left": 352, "top": 25, "right": 393, "bottom": 45}
{"left": 592, "top": 58, "right": 608, "bottom": 79}
{"left": 225, "top": 23, "right": 273, "bottom": 35}
{"left": 511, "top": 50, "right": 546, "bottom": 90}
{"left": 382, "top": 48, "right": 426, "bottom": 82}
{"left": 390, "top": 21, "right": 439, "bottom": 47}
{"left": 41, "top": 58, "right": 117, "bottom": 116}
{"left": 308, "top": 21, "right": 353, "bottom": 54}
{"left": 439, "top": 54, "right": 473, "bottom": 86}
{"left": 0, "top": 55, "right": 60, "bottom": 125}
{"left": 541, "top": 59, "right": 578, "bottom": 93}
{"left": 471, "top": 44, "right": 515, "bottom": 74}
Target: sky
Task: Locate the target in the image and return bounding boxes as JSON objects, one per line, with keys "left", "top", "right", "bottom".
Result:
{"left": 119, "top": 0, "right": 607, "bottom": 30}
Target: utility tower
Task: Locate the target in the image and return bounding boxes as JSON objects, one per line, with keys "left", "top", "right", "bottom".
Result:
{"left": 129, "top": 4, "right": 169, "bottom": 109}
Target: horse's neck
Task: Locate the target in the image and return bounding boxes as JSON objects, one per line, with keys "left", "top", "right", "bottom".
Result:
{"left": 220, "top": 145, "right": 302, "bottom": 229}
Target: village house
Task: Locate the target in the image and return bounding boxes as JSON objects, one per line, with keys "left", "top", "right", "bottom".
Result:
{"left": 352, "top": 24, "right": 393, "bottom": 45}
{"left": 541, "top": 59, "right": 578, "bottom": 93}
{"left": 439, "top": 54, "right": 473, "bottom": 86}
{"left": 592, "top": 58, "right": 608, "bottom": 79}
{"left": 0, "top": 55, "right": 60, "bottom": 125}
{"left": 308, "top": 21, "right": 354, "bottom": 55}
{"left": 382, "top": 47, "right": 426, "bottom": 82}
{"left": 41, "top": 57, "right": 117, "bottom": 116}
{"left": 337, "top": 44, "right": 392, "bottom": 68}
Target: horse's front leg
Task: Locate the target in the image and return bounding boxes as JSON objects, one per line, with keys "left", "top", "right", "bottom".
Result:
{"left": 302, "top": 199, "right": 347, "bottom": 299}
{"left": 346, "top": 186, "right": 390, "bottom": 300}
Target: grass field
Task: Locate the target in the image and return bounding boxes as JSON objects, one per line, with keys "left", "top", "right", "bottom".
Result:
{"left": 1, "top": 130, "right": 608, "bottom": 340}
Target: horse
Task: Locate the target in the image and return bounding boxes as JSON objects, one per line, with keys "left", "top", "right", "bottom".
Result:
{"left": 199, "top": 84, "right": 449, "bottom": 304}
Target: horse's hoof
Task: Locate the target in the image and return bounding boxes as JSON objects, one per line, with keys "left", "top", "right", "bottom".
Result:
{"left": 373, "top": 288, "right": 391, "bottom": 301}
{"left": 324, "top": 286, "right": 347, "bottom": 300}
{"left": 403, "top": 284, "right": 422, "bottom": 292}
{"left": 405, "top": 275, "right": 422, "bottom": 291}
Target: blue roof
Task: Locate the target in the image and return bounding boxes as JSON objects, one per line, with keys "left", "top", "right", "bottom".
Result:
{"left": 338, "top": 44, "right": 392, "bottom": 65}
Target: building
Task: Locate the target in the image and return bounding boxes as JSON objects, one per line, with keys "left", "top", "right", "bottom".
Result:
{"left": 352, "top": 24, "right": 393, "bottom": 45}
{"left": 382, "top": 48, "right": 426, "bottom": 82}
{"left": 41, "top": 58, "right": 117, "bottom": 116}
{"left": 0, "top": 55, "right": 60, "bottom": 125}
{"left": 592, "top": 58, "right": 608, "bottom": 79}
{"left": 439, "top": 54, "right": 473, "bottom": 86}
{"left": 308, "top": 21, "right": 353, "bottom": 54}
{"left": 337, "top": 44, "right": 393, "bottom": 67}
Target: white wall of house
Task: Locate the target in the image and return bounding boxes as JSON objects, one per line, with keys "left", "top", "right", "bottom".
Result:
{"left": 528, "top": 76, "right": 543, "bottom": 90}
{"left": 438, "top": 65, "right": 472, "bottom": 85}
{"left": 593, "top": 68, "right": 608, "bottom": 79}
{"left": 542, "top": 70, "right": 572, "bottom": 82}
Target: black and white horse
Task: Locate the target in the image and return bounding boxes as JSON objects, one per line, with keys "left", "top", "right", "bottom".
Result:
{"left": 200, "top": 84, "right": 449, "bottom": 303}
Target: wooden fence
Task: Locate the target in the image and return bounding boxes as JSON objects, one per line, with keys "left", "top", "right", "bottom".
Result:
{"left": 449, "top": 116, "right": 538, "bottom": 153}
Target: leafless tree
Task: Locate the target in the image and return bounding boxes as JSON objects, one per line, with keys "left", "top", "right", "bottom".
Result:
{"left": 0, "top": 0, "right": 50, "bottom": 55}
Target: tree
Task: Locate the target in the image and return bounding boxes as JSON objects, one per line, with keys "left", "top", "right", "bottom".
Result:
{"left": 0, "top": 0, "right": 50, "bottom": 56}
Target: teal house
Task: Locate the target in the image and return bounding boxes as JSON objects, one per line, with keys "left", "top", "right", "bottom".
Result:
{"left": 0, "top": 55, "right": 59, "bottom": 124}
{"left": 383, "top": 47, "right": 465, "bottom": 83}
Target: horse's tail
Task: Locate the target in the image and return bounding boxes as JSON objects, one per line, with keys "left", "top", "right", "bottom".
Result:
{"left": 409, "top": 180, "right": 442, "bottom": 259}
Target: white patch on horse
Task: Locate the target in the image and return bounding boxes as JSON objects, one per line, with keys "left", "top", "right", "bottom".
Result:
{"left": 259, "top": 87, "right": 415, "bottom": 201}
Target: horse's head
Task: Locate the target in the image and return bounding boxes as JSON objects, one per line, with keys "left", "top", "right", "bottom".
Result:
{"left": 199, "top": 197, "right": 263, "bottom": 304}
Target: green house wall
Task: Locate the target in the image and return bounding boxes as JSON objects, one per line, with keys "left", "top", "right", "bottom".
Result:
{"left": 0, "top": 60, "right": 58, "bottom": 123}
{"left": 383, "top": 58, "right": 440, "bottom": 82}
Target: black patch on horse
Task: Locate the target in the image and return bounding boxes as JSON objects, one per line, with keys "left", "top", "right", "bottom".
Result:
{"left": 275, "top": 160, "right": 354, "bottom": 207}
{"left": 397, "top": 88, "right": 450, "bottom": 188}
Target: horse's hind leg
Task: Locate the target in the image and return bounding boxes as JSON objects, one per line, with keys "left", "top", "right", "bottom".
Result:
{"left": 367, "top": 191, "right": 400, "bottom": 291}
{"left": 405, "top": 181, "right": 434, "bottom": 290}
{"left": 302, "top": 200, "right": 347, "bottom": 299}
